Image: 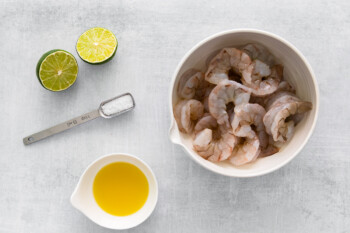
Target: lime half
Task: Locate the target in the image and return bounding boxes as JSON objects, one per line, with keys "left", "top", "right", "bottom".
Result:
{"left": 76, "top": 27, "right": 118, "bottom": 64}
{"left": 36, "top": 50, "right": 78, "bottom": 92}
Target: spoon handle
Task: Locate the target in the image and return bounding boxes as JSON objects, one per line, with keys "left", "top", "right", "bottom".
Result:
{"left": 23, "top": 109, "right": 101, "bottom": 145}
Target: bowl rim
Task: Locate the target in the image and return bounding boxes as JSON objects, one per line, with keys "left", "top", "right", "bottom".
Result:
{"left": 70, "top": 152, "right": 158, "bottom": 229}
{"left": 168, "top": 28, "right": 319, "bottom": 177}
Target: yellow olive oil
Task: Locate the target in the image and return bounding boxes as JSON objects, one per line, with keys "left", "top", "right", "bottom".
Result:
{"left": 93, "top": 162, "right": 149, "bottom": 216}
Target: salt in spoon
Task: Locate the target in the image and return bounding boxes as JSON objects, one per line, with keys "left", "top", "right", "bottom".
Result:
{"left": 23, "top": 93, "right": 135, "bottom": 145}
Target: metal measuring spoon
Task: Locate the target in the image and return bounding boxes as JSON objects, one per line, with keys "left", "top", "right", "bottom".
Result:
{"left": 23, "top": 93, "right": 135, "bottom": 145}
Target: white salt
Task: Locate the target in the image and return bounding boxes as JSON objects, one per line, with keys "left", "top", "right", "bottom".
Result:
{"left": 101, "top": 94, "right": 134, "bottom": 116}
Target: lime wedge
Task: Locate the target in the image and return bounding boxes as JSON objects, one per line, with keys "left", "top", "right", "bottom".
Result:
{"left": 76, "top": 27, "right": 118, "bottom": 64}
{"left": 36, "top": 50, "right": 78, "bottom": 92}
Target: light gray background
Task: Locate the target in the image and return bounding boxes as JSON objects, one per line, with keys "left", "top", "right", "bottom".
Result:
{"left": 1, "top": 0, "right": 349, "bottom": 232}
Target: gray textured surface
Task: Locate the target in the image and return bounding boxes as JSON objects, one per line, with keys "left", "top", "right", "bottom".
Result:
{"left": 1, "top": 0, "right": 349, "bottom": 232}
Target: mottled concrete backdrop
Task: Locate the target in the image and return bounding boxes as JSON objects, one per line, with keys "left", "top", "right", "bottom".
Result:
{"left": 0, "top": 0, "right": 349, "bottom": 232}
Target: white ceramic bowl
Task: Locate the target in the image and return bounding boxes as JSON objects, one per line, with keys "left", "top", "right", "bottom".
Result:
{"left": 169, "top": 29, "right": 319, "bottom": 177}
{"left": 70, "top": 153, "right": 158, "bottom": 230}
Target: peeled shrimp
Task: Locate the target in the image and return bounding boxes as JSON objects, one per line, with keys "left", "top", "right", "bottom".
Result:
{"left": 242, "top": 63, "right": 283, "bottom": 96}
{"left": 266, "top": 92, "right": 309, "bottom": 125}
{"left": 250, "top": 80, "right": 296, "bottom": 107}
{"left": 194, "top": 129, "right": 215, "bottom": 158}
{"left": 208, "top": 80, "right": 251, "bottom": 128}
{"left": 265, "top": 91, "right": 300, "bottom": 111}
{"left": 193, "top": 115, "right": 237, "bottom": 161}
{"left": 174, "top": 99, "right": 204, "bottom": 134}
{"left": 205, "top": 47, "right": 280, "bottom": 96}
{"left": 194, "top": 114, "right": 217, "bottom": 133}
{"left": 177, "top": 69, "right": 205, "bottom": 99}
{"left": 242, "top": 43, "right": 275, "bottom": 66}
{"left": 242, "top": 43, "right": 281, "bottom": 96}
{"left": 205, "top": 48, "right": 252, "bottom": 85}
{"left": 263, "top": 98, "right": 312, "bottom": 142}
{"left": 231, "top": 103, "right": 268, "bottom": 148}
{"left": 229, "top": 135, "right": 260, "bottom": 166}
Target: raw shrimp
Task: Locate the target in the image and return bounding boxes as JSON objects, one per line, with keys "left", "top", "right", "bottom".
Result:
{"left": 243, "top": 60, "right": 271, "bottom": 85}
{"left": 242, "top": 63, "right": 283, "bottom": 96}
{"left": 194, "top": 114, "right": 217, "bottom": 133}
{"left": 242, "top": 43, "right": 275, "bottom": 66}
{"left": 193, "top": 129, "right": 215, "bottom": 158}
{"left": 263, "top": 99, "right": 312, "bottom": 142}
{"left": 205, "top": 48, "right": 230, "bottom": 84}
{"left": 193, "top": 115, "right": 237, "bottom": 161}
{"left": 229, "top": 135, "right": 260, "bottom": 166}
{"left": 208, "top": 80, "right": 251, "bottom": 128}
{"left": 265, "top": 91, "right": 300, "bottom": 111}
{"left": 250, "top": 80, "right": 296, "bottom": 107}
{"left": 231, "top": 103, "right": 268, "bottom": 148}
{"left": 207, "top": 125, "right": 237, "bottom": 162}
{"left": 205, "top": 48, "right": 252, "bottom": 84}
{"left": 241, "top": 44, "right": 281, "bottom": 96}
{"left": 174, "top": 99, "right": 204, "bottom": 134}
{"left": 177, "top": 69, "right": 205, "bottom": 99}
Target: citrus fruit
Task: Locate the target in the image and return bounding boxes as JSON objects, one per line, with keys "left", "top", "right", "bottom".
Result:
{"left": 76, "top": 27, "right": 118, "bottom": 64}
{"left": 36, "top": 50, "right": 79, "bottom": 92}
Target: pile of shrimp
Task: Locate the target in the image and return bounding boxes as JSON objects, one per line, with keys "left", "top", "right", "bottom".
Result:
{"left": 173, "top": 43, "right": 312, "bottom": 166}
